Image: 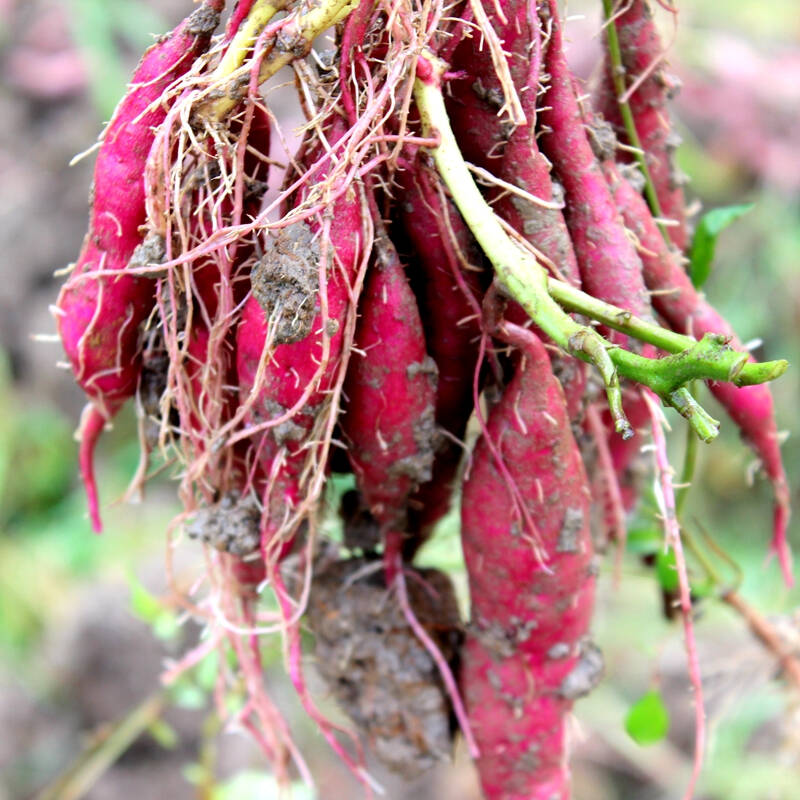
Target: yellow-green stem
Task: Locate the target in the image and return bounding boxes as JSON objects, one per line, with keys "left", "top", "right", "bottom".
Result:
{"left": 413, "top": 53, "right": 786, "bottom": 442}
{"left": 201, "top": 0, "right": 360, "bottom": 121}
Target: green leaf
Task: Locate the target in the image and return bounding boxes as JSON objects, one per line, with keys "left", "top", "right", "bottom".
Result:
{"left": 147, "top": 718, "right": 178, "bottom": 750}
{"left": 128, "top": 573, "right": 179, "bottom": 639}
{"left": 625, "top": 690, "right": 670, "bottom": 745}
{"left": 212, "top": 771, "right": 316, "bottom": 800}
{"left": 689, "top": 203, "right": 754, "bottom": 288}
{"left": 655, "top": 549, "right": 679, "bottom": 593}
{"left": 194, "top": 650, "right": 219, "bottom": 692}
{"left": 626, "top": 525, "right": 663, "bottom": 556}
{"left": 108, "top": 0, "right": 167, "bottom": 51}
{"left": 67, "top": 0, "right": 130, "bottom": 118}
{"left": 128, "top": 574, "right": 164, "bottom": 624}
{"left": 170, "top": 682, "right": 207, "bottom": 710}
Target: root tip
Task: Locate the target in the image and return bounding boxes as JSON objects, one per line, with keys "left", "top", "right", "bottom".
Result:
{"left": 78, "top": 403, "right": 109, "bottom": 535}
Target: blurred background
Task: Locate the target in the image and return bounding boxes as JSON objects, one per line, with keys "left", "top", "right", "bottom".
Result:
{"left": 0, "top": 1, "right": 798, "bottom": 798}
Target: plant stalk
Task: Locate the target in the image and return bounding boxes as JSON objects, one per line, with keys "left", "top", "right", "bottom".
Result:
{"left": 413, "top": 53, "right": 785, "bottom": 442}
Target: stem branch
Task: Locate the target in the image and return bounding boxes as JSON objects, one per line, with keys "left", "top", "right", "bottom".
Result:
{"left": 413, "top": 54, "right": 786, "bottom": 442}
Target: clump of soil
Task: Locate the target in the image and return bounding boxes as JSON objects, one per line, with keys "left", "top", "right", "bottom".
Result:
{"left": 306, "top": 555, "right": 463, "bottom": 777}
{"left": 251, "top": 221, "right": 320, "bottom": 344}
{"left": 185, "top": 491, "right": 260, "bottom": 556}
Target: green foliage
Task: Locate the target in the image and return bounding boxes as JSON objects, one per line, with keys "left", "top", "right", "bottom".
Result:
{"left": 0, "top": 358, "right": 73, "bottom": 526}
{"left": 127, "top": 572, "right": 179, "bottom": 640}
{"left": 66, "top": 0, "right": 166, "bottom": 118}
{"left": 655, "top": 548, "right": 680, "bottom": 593}
{"left": 211, "top": 771, "right": 316, "bottom": 800}
{"left": 689, "top": 203, "right": 754, "bottom": 288}
{"left": 625, "top": 689, "right": 670, "bottom": 745}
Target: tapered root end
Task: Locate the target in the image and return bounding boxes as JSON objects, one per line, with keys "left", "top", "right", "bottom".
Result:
{"left": 772, "top": 497, "right": 794, "bottom": 588}
{"left": 78, "top": 404, "right": 107, "bottom": 533}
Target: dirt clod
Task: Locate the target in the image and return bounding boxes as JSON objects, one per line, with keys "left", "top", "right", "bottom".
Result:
{"left": 185, "top": 491, "right": 261, "bottom": 556}
{"left": 559, "top": 640, "right": 604, "bottom": 699}
{"left": 251, "top": 221, "right": 320, "bottom": 344}
{"left": 307, "top": 556, "right": 462, "bottom": 777}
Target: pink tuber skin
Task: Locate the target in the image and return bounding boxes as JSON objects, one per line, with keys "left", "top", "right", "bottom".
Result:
{"left": 236, "top": 116, "right": 362, "bottom": 561}
{"left": 396, "top": 160, "right": 484, "bottom": 541}
{"left": 537, "top": 0, "right": 652, "bottom": 341}
{"left": 595, "top": 0, "right": 688, "bottom": 251}
{"left": 445, "top": 0, "right": 580, "bottom": 289}
{"left": 342, "top": 211, "right": 438, "bottom": 578}
{"left": 56, "top": 2, "right": 221, "bottom": 531}
{"left": 440, "top": 0, "right": 591, "bottom": 418}
{"left": 605, "top": 160, "right": 793, "bottom": 584}
{"left": 224, "top": 0, "right": 257, "bottom": 41}
{"left": 460, "top": 322, "right": 596, "bottom": 799}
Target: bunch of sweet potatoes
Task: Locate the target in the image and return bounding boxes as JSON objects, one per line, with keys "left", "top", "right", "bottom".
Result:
{"left": 53, "top": 1, "right": 790, "bottom": 797}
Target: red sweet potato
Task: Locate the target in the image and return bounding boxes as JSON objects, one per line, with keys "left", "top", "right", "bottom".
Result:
{"left": 595, "top": 0, "right": 688, "bottom": 251}
{"left": 441, "top": 1, "right": 590, "bottom": 418}
{"left": 605, "top": 160, "right": 793, "bottom": 582}
{"left": 396, "top": 160, "right": 483, "bottom": 539}
{"left": 444, "top": 0, "right": 560, "bottom": 235}
{"left": 342, "top": 215, "right": 438, "bottom": 571}
{"left": 56, "top": 3, "right": 220, "bottom": 530}
{"left": 236, "top": 116, "right": 363, "bottom": 557}
{"left": 460, "top": 323, "right": 597, "bottom": 799}
{"left": 537, "top": 0, "right": 652, "bottom": 340}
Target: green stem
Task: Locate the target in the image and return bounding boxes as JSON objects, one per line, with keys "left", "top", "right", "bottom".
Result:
{"left": 550, "top": 278, "right": 787, "bottom": 386}
{"left": 414, "top": 56, "right": 632, "bottom": 435}
{"left": 200, "top": 0, "right": 359, "bottom": 121}
{"left": 37, "top": 692, "right": 167, "bottom": 800}
{"left": 602, "top": 0, "right": 666, "bottom": 237}
{"left": 413, "top": 54, "right": 786, "bottom": 442}
{"left": 675, "top": 382, "right": 699, "bottom": 515}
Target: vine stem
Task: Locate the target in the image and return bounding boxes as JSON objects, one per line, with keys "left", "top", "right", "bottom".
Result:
{"left": 212, "top": 0, "right": 289, "bottom": 82}
{"left": 412, "top": 53, "right": 786, "bottom": 441}
{"left": 200, "top": 0, "right": 361, "bottom": 121}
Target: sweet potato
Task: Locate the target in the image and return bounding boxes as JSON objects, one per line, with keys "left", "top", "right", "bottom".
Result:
{"left": 595, "top": 0, "right": 688, "bottom": 251}
{"left": 439, "top": 1, "right": 591, "bottom": 419}
{"left": 605, "top": 160, "right": 793, "bottom": 582}
{"left": 396, "top": 160, "right": 483, "bottom": 540}
{"left": 537, "top": 0, "right": 652, "bottom": 340}
{"left": 342, "top": 214, "right": 438, "bottom": 572}
{"left": 236, "top": 116, "right": 362, "bottom": 557}
{"left": 192, "top": 104, "right": 272, "bottom": 321}
{"left": 56, "top": 3, "right": 220, "bottom": 530}
{"left": 461, "top": 323, "right": 597, "bottom": 798}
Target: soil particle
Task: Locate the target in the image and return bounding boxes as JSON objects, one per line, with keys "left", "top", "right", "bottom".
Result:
{"left": 138, "top": 352, "right": 170, "bottom": 449}
{"left": 559, "top": 640, "right": 604, "bottom": 700}
{"left": 556, "top": 506, "right": 584, "bottom": 553}
{"left": 618, "top": 161, "right": 646, "bottom": 195}
{"left": 388, "top": 398, "right": 437, "bottom": 486}
{"left": 547, "top": 642, "right": 571, "bottom": 661}
{"left": 185, "top": 491, "right": 261, "bottom": 556}
{"left": 406, "top": 355, "right": 438, "bottom": 382}
{"left": 471, "top": 617, "right": 538, "bottom": 660}
{"left": 263, "top": 398, "right": 306, "bottom": 447}
{"left": 129, "top": 233, "right": 166, "bottom": 274}
{"left": 306, "top": 556, "right": 462, "bottom": 777}
{"left": 340, "top": 489, "right": 381, "bottom": 552}
{"left": 250, "top": 221, "right": 320, "bottom": 344}
{"left": 587, "top": 117, "right": 617, "bottom": 162}
{"left": 186, "top": 6, "right": 220, "bottom": 36}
